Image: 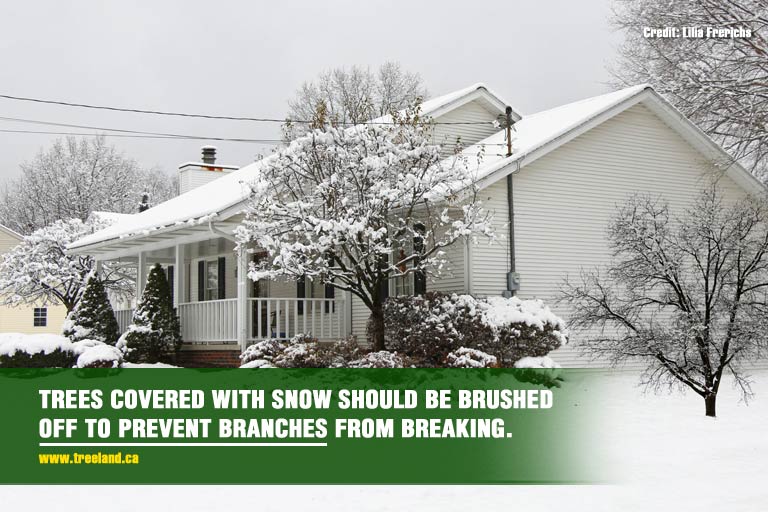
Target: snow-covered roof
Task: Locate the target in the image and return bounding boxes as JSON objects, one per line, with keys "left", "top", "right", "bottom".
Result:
{"left": 71, "top": 82, "right": 762, "bottom": 254}
{"left": 373, "top": 82, "right": 520, "bottom": 125}
{"left": 90, "top": 211, "right": 135, "bottom": 224}
{"left": 460, "top": 85, "right": 651, "bottom": 182}
{"left": 69, "top": 83, "right": 517, "bottom": 252}
{"left": 69, "top": 157, "right": 269, "bottom": 250}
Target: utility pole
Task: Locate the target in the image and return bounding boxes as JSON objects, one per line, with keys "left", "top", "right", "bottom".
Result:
{"left": 506, "top": 106, "right": 513, "bottom": 157}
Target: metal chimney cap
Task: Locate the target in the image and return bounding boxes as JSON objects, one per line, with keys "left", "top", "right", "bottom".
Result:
{"left": 201, "top": 146, "right": 217, "bottom": 164}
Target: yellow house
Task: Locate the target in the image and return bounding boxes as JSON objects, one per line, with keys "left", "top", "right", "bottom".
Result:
{"left": 0, "top": 224, "right": 68, "bottom": 334}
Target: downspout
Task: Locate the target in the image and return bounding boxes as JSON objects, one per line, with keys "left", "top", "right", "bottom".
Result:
{"left": 502, "top": 105, "right": 521, "bottom": 298}
{"left": 503, "top": 165, "right": 521, "bottom": 297}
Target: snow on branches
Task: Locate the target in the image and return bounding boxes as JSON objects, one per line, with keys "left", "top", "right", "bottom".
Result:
{"left": 0, "top": 218, "right": 132, "bottom": 312}
{"left": 236, "top": 116, "right": 495, "bottom": 350}
{"left": 611, "top": 0, "right": 768, "bottom": 175}
{"left": 561, "top": 185, "right": 768, "bottom": 416}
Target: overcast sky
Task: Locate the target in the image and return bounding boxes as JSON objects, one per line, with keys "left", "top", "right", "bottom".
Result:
{"left": 0, "top": 0, "right": 621, "bottom": 181}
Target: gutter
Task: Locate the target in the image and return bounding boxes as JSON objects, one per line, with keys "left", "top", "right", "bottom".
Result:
{"left": 208, "top": 221, "right": 237, "bottom": 242}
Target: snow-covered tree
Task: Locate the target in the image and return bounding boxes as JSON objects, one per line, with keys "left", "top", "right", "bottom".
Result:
{"left": 118, "top": 264, "right": 181, "bottom": 363}
{"left": 236, "top": 111, "right": 494, "bottom": 351}
{"left": 0, "top": 218, "right": 132, "bottom": 312}
{"left": 610, "top": 0, "right": 768, "bottom": 175}
{"left": 284, "top": 62, "right": 428, "bottom": 139}
{"left": 0, "top": 136, "right": 176, "bottom": 234}
{"left": 62, "top": 271, "right": 120, "bottom": 345}
{"left": 561, "top": 186, "right": 768, "bottom": 417}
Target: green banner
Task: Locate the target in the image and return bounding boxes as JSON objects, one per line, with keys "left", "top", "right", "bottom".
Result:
{"left": 0, "top": 368, "right": 606, "bottom": 484}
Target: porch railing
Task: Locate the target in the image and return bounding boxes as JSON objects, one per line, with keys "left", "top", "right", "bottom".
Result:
{"left": 117, "top": 297, "right": 347, "bottom": 345}
{"left": 247, "top": 297, "right": 346, "bottom": 342}
{"left": 178, "top": 299, "right": 238, "bottom": 344}
{"left": 115, "top": 308, "right": 134, "bottom": 335}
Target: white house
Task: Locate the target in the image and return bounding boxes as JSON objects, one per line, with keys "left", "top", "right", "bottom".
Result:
{"left": 68, "top": 83, "right": 765, "bottom": 367}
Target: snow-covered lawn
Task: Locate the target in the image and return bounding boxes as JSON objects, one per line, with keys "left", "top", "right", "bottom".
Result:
{"left": 5, "top": 370, "right": 766, "bottom": 511}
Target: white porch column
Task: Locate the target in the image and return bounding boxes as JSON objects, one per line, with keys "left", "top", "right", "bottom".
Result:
{"left": 174, "top": 243, "right": 185, "bottom": 308}
{"left": 236, "top": 247, "right": 249, "bottom": 350}
{"left": 136, "top": 251, "right": 147, "bottom": 301}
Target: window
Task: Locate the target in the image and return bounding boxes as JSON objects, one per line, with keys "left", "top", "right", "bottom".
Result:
{"left": 394, "top": 246, "right": 414, "bottom": 297}
{"left": 206, "top": 260, "right": 219, "bottom": 301}
{"left": 33, "top": 308, "right": 47, "bottom": 327}
{"left": 393, "top": 224, "right": 426, "bottom": 297}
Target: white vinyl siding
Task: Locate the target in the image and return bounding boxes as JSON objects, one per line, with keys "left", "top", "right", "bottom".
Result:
{"left": 432, "top": 100, "right": 500, "bottom": 155}
{"left": 506, "top": 104, "right": 746, "bottom": 367}
{"left": 469, "top": 180, "right": 510, "bottom": 296}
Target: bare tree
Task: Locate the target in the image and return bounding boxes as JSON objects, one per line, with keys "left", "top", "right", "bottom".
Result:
{"left": 561, "top": 185, "right": 768, "bottom": 416}
{"left": 0, "top": 136, "right": 177, "bottom": 234}
{"left": 610, "top": 0, "right": 768, "bottom": 175}
{"left": 284, "top": 61, "right": 428, "bottom": 138}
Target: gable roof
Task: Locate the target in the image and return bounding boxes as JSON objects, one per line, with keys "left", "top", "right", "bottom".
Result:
{"left": 375, "top": 82, "right": 521, "bottom": 123}
{"left": 463, "top": 85, "right": 765, "bottom": 196}
{"left": 70, "top": 83, "right": 765, "bottom": 254}
{"left": 69, "top": 83, "right": 518, "bottom": 252}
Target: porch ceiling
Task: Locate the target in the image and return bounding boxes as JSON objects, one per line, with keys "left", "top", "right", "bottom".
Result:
{"left": 73, "top": 220, "right": 241, "bottom": 261}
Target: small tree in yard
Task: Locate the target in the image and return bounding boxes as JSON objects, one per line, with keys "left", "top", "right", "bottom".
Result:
{"left": 561, "top": 186, "right": 768, "bottom": 417}
{"left": 62, "top": 272, "right": 120, "bottom": 345}
{"left": 237, "top": 110, "right": 494, "bottom": 351}
{"left": 0, "top": 218, "right": 132, "bottom": 313}
{"left": 119, "top": 264, "right": 181, "bottom": 363}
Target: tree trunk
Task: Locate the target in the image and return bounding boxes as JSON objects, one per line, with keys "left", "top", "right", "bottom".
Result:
{"left": 368, "top": 304, "right": 386, "bottom": 352}
{"left": 704, "top": 393, "right": 717, "bottom": 417}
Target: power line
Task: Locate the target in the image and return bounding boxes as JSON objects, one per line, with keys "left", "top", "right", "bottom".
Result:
{"left": 0, "top": 93, "right": 496, "bottom": 126}
{"left": 0, "top": 128, "right": 281, "bottom": 144}
{"left": 0, "top": 116, "right": 510, "bottom": 147}
{"left": 0, "top": 116, "right": 284, "bottom": 143}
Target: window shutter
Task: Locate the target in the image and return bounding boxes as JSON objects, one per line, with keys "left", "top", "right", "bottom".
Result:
{"left": 324, "top": 252, "right": 335, "bottom": 313}
{"left": 414, "top": 223, "right": 426, "bottom": 296}
{"left": 297, "top": 276, "right": 306, "bottom": 314}
{"left": 325, "top": 281, "right": 335, "bottom": 313}
{"left": 217, "top": 257, "right": 226, "bottom": 299}
{"left": 378, "top": 253, "right": 389, "bottom": 303}
{"left": 197, "top": 261, "right": 205, "bottom": 301}
{"left": 167, "top": 265, "right": 175, "bottom": 305}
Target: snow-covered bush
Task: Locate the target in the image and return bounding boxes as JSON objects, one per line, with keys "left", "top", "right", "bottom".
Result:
{"left": 118, "top": 264, "right": 181, "bottom": 363}
{"left": 62, "top": 272, "right": 120, "bottom": 345}
{"left": 0, "top": 333, "right": 123, "bottom": 368}
{"left": 0, "top": 333, "right": 78, "bottom": 367}
{"left": 384, "top": 292, "right": 567, "bottom": 367}
{"left": 241, "top": 335, "right": 362, "bottom": 368}
{"left": 239, "top": 359, "right": 276, "bottom": 369}
{"left": 75, "top": 343, "right": 124, "bottom": 368}
{"left": 444, "top": 347, "right": 498, "bottom": 368}
{"left": 347, "top": 351, "right": 407, "bottom": 368}
{"left": 240, "top": 338, "right": 289, "bottom": 365}
{"left": 514, "top": 356, "right": 563, "bottom": 388}
{"left": 383, "top": 292, "right": 486, "bottom": 366}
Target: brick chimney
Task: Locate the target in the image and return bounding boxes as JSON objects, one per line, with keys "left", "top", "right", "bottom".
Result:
{"left": 178, "top": 146, "right": 239, "bottom": 194}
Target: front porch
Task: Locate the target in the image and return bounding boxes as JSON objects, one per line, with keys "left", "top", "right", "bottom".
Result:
{"left": 115, "top": 296, "right": 348, "bottom": 348}
{"left": 102, "top": 230, "right": 350, "bottom": 353}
